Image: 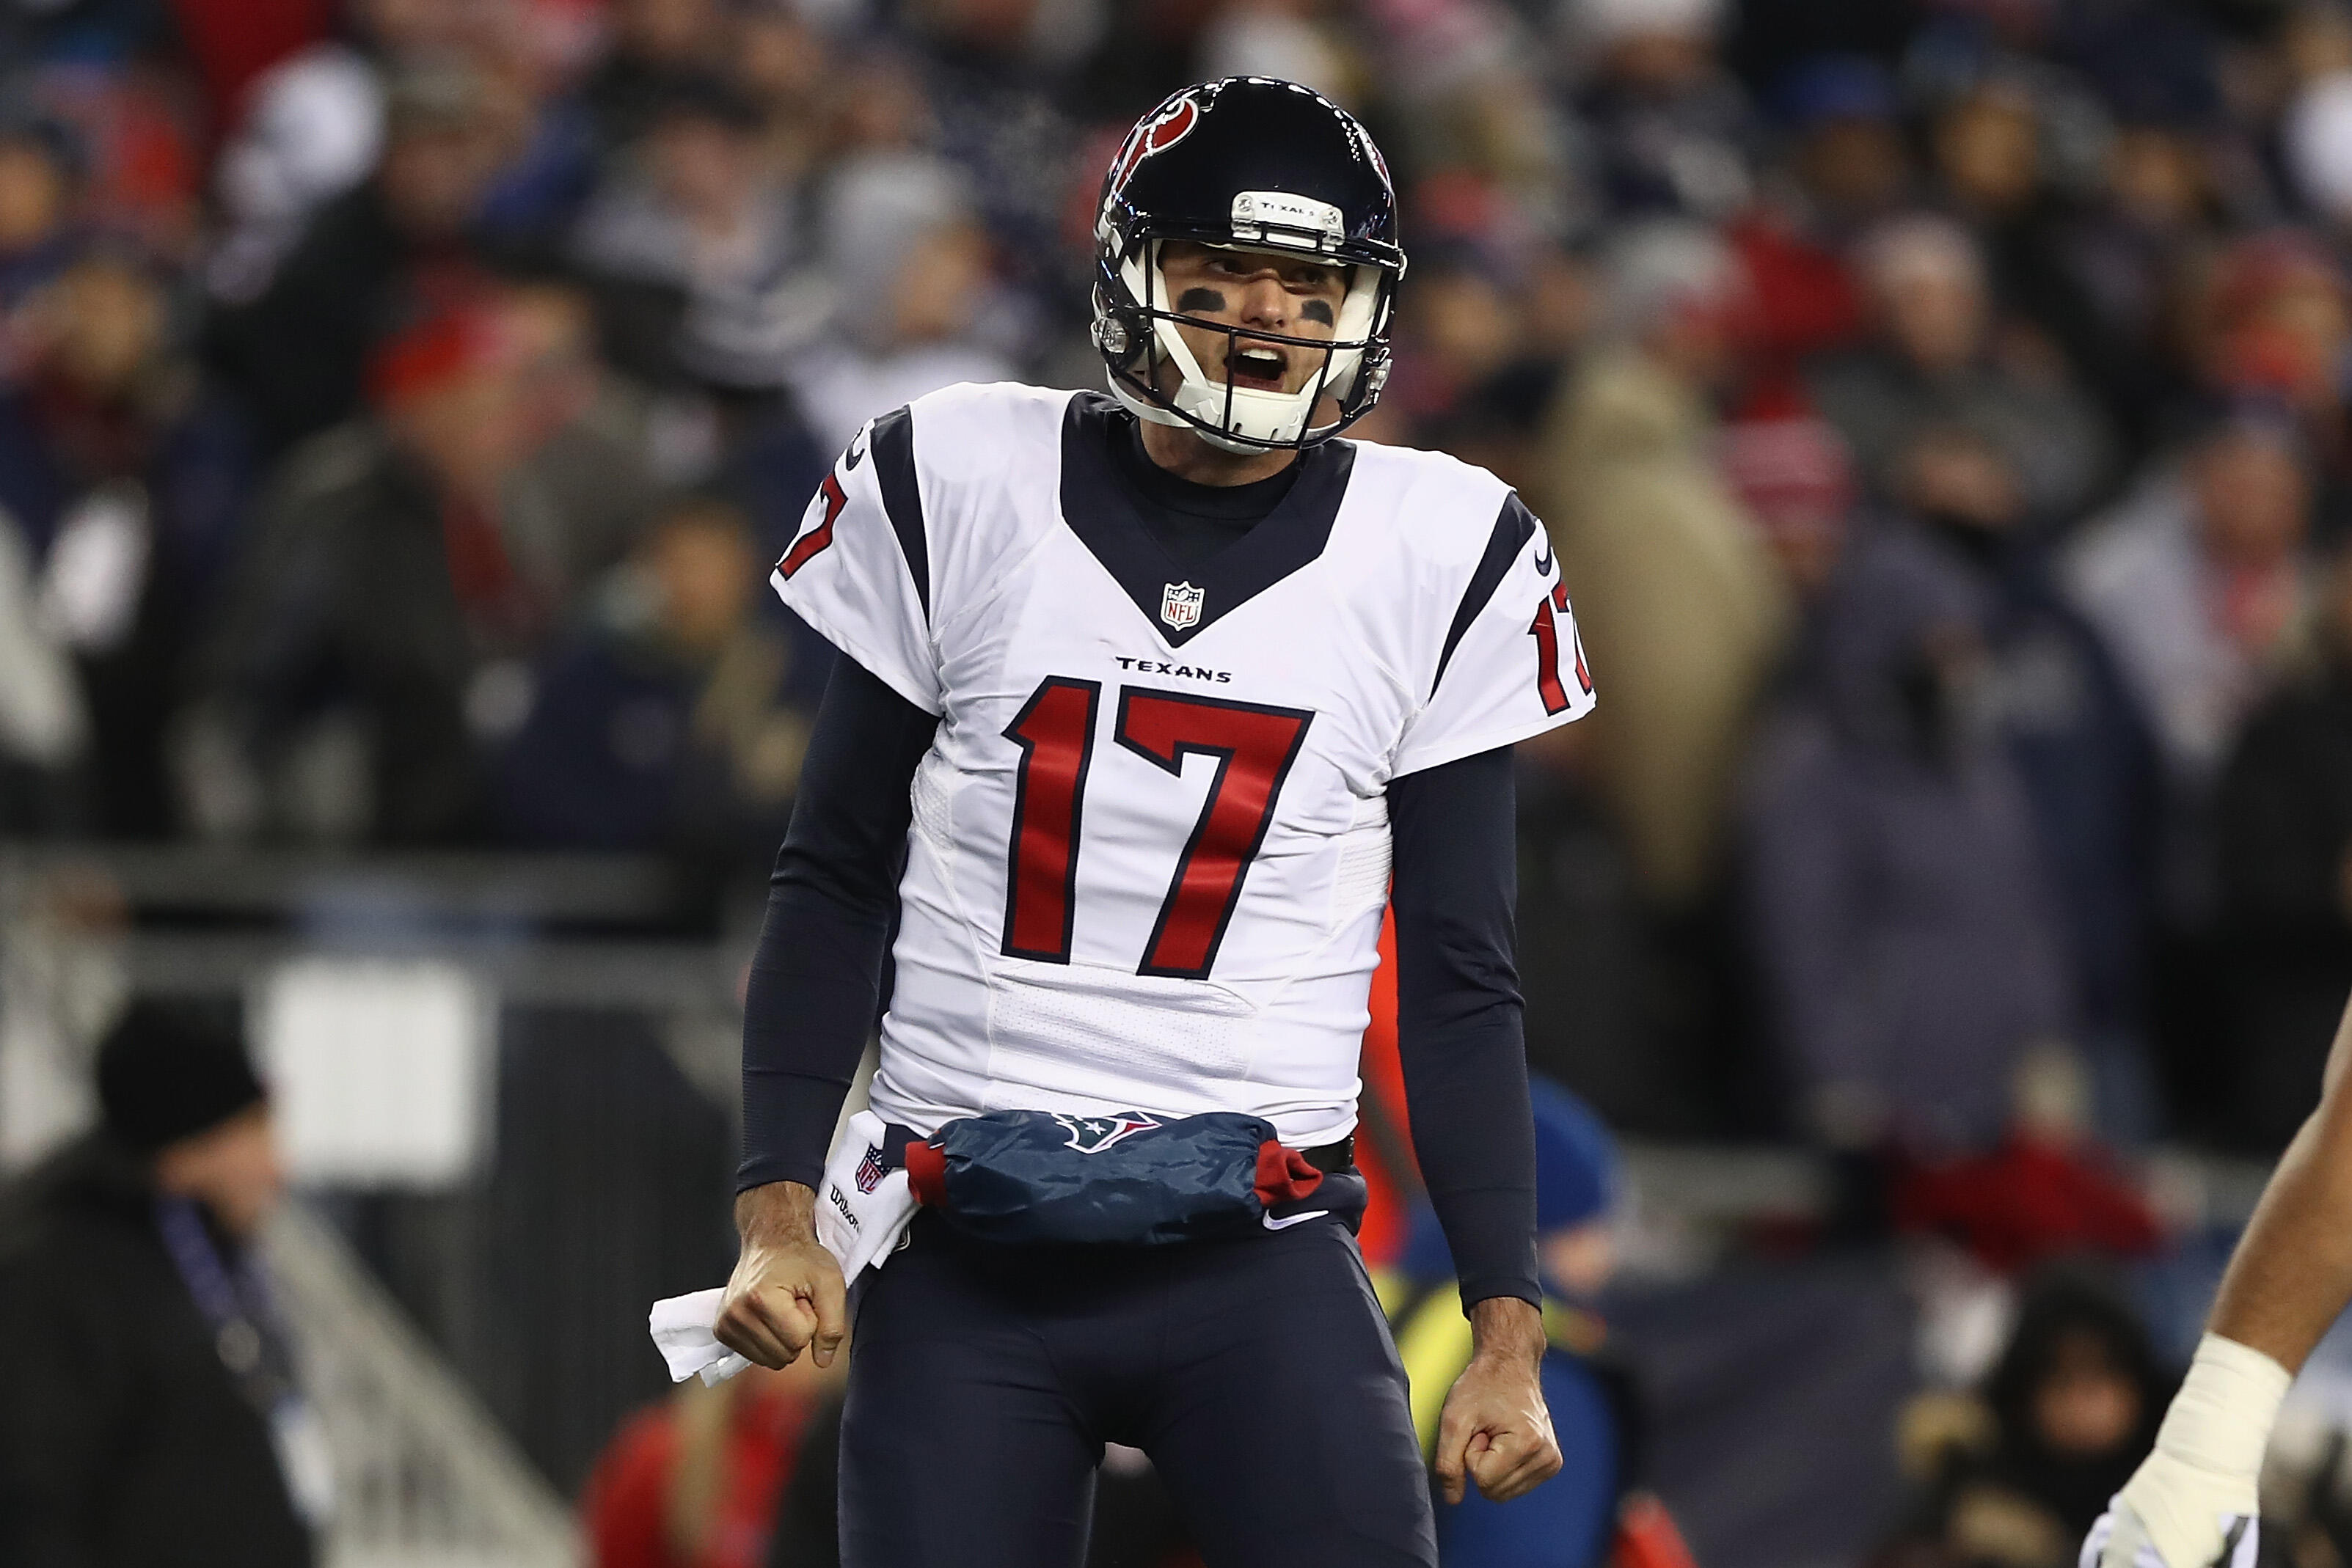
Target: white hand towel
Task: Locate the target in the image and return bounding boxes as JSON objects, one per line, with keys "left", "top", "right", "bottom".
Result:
{"left": 648, "top": 1288, "right": 750, "bottom": 1387}
{"left": 646, "top": 1110, "right": 923, "bottom": 1385}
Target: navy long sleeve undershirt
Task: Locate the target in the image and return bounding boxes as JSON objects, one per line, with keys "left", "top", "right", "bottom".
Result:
{"left": 737, "top": 654, "right": 1542, "bottom": 1307}
{"left": 1387, "top": 747, "right": 1541, "bottom": 1308}
{"left": 735, "top": 656, "right": 938, "bottom": 1196}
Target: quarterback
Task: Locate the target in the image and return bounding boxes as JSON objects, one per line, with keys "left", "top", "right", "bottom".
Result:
{"left": 715, "top": 78, "right": 1588, "bottom": 1565}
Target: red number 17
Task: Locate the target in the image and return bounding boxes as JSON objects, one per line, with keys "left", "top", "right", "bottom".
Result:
{"left": 1001, "top": 680, "right": 1312, "bottom": 979}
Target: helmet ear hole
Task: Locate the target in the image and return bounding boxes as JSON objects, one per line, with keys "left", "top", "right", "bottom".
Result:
{"left": 1092, "top": 314, "right": 1138, "bottom": 364}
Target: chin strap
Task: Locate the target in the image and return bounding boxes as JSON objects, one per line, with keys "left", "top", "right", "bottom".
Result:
{"left": 1105, "top": 240, "right": 1378, "bottom": 452}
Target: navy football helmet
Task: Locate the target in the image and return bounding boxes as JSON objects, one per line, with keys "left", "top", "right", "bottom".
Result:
{"left": 1092, "top": 78, "right": 1406, "bottom": 453}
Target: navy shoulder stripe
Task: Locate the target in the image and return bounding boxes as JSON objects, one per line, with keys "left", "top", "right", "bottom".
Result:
{"left": 870, "top": 406, "right": 929, "bottom": 619}
{"left": 1432, "top": 493, "right": 1537, "bottom": 696}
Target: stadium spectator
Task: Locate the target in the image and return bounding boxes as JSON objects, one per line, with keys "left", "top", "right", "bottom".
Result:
{"left": 0, "top": 250, "right": 255, "bottom": 837}
{"left": 499, "top": 274, "right": 671, "bottom": 598}
{"left": 1880, "top": 1274, "right": 2171, "bottom": 1568}
{"left": 1718, "top": 411, "right": 1857, "bottom": 599}
{"left": 580, "top": 0, "right": 742, "bottom": 160}
{"left": 1741, "top": 528, "right": 2074, "bottom": 1153}
{"left": 731, "top": 1, "right": 834, "bottom": 186}
{"left": 1535, "top": 219, "right": 1790, "bottom": 917}
{"left": 0, "top": 103, "right": 87, "bottom": 312}
{"left": 2214, "top": 540, "right": 2352, "bottom": 1148}
{"left": 1768, "top": 54, "right": 1913, "bottom": 237}
{"left": 0, "top": 1001, "right": 321, "bottom": 1567}
{"left": 583, "top": 1355, "right": 836, "bottom": 1568}
{"left": 207, "top": 59, "right": 509, "bottom": 461}
{"left": 185, "top": 297, "right": 553, "bottom": 846}
{"left": 1926, "top": 76, "right": 2143, "bottom": 447}
{"left": 1894, "top": 424, "right": 2162, "bottom": 1137}
{"left": 2064, "top": 409, "right": 2314, "bottom": 918}
{"left": 1808, "top": 213, "right": 2114, "bottom": 524}
{"left": 206, "top": 39, "right": 385, "bottom": 304}
{"left": 1567, "top": 0, "right": 1755, "bottom": 222}
{"left": 2192, "top": 235, "right": 2352, "bottom": 546}
{"left": 573, "top": 74, "right": 814, "bottom": 393}
{"left": 2049, "top": 112, "right": 2221, "bottom": 449}
{"left": 494, "top": 492, "right": 822, "bottom": 896}
{"left": 897, "top": 0, "right": 1087, "bottom": 278}
{"left": 788, "top": 149, "right": 1015, "bottom": 453}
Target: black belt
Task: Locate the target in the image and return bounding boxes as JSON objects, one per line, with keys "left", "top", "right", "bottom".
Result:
{"left": 1302, "top": 1135, "right": 1355, "bottom": 1174}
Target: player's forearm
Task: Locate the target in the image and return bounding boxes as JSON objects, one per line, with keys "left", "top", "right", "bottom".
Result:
{"left": 2080, "top": 1003, "right": 2352, "bottom": 1568}
{"left": 737, "top": 657, "right": 938, "bottom": 1192}
{"left": 2208, "top": 1101, "right": 2352, "bottom": 1370}
{"left": 1389, "top": 747, "right": 1543, "bottom": 1309}
{"left": 738, "top": 876, "right": 889, "bottom": 1190}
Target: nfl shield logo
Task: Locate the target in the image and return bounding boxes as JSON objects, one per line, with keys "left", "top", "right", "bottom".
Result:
{"left": 1160, "top": 581, "right": 1204, "bottom": 631}
{"left": 855, "top": 1144, "right": 886, "bottom": 1193}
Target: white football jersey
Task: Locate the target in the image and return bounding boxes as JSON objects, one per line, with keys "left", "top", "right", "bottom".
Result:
{"left": 772, "top": 384, "right": 1593, "bottom": 1148}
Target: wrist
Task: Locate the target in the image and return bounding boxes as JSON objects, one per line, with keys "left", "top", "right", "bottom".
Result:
{"left": 1466, "top": 1294, "right": 1546, "bottom": 1370}
{"left": 735, "top": 1181, "right": 818, "bottom": 1246}
{"left": 2150, "top": 1334, "right": 2292, "bottom": 1481}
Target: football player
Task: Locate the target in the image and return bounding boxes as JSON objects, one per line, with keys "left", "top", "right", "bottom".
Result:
{"left": 2083, "top": 984, "right": 2352, "bottom": 1568}
{"left": 715, "top": 77, "right": 1588, "bottom": 1565}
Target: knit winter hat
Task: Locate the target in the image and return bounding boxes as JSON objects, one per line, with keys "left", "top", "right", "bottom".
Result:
{"left": 1530, "top": 1075, "right": 1618, "bottom": 1234}
{"left": 96, "top": 1002, "right": 266, "bottom": 1154}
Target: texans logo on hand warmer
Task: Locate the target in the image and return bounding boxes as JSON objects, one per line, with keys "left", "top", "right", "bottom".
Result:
{"left": 1054, "top": 1112, "right": 1161, "bottom": 1154}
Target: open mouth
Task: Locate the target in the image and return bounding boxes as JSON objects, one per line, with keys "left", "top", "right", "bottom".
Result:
{"left": 1225, "top": 342, "right": 1290, "bottom": 392}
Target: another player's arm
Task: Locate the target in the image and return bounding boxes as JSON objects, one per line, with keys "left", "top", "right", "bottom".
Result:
{"left": 2092, "top": 992, "right": 2352, "bottom": 1568}
{"left": 2207, "top": 996, "right": 2352, "bottom": 1368}
{"left": 717, "top": 657, "right": 940, "bottom": 1371}
{"left": 1389, "top": 745, "right": 1564, "bottom": 1505}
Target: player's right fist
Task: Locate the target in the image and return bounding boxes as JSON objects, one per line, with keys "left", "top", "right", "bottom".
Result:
{"left": 716, "top": 1184, "right": 849, "bottom": 1370}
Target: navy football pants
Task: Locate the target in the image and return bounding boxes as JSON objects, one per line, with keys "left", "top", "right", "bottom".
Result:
{"left": 838, "top": 1212, "right": 1440, "bottom": 1567}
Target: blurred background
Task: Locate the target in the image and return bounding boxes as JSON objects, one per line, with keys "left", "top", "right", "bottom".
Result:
{"left": 12, "top": 0, "right": 2352, "bottom": 1564}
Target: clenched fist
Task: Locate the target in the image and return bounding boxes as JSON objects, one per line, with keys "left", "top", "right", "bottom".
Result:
{"left": 1434, "top": 1296, "right": 1565, "bottom": 1505}
{"left": 715, "top": 1183, "right": 849, "bottom": 1371}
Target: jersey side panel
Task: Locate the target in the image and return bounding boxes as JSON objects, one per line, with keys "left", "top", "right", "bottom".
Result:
{"left": 858, "top": 385, "right": 1081, "bottom": 1140}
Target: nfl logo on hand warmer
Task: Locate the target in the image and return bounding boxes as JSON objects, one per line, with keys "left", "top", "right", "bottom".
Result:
{"left": 1055, "top": 1111, "right": 1161, "bottom": 1153}
{"left": 1161, "top": 582, "right": 1204, "bottom": 630}
{"left": 855, "top": 1144, "right": 885, "bottom": 1193}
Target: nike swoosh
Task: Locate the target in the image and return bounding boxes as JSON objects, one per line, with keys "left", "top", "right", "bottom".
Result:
{"left": 1262, "top": 1209, "right": 1331, "bottom": 1231}
{"left": 846, "top": 428, "right": 869, "bottom": 469}
{"left": 1533, "top": 543, "right": 1554, "bottom": 575}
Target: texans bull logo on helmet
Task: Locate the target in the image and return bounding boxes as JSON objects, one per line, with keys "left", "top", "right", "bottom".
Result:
{"left": 1105, "top": 95, "right": 1200, "bottom": 212}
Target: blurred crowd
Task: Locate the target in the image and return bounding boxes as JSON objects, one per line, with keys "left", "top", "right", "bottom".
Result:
{"left": 3, "top": 0, "right": 2352, "bottom": 1169}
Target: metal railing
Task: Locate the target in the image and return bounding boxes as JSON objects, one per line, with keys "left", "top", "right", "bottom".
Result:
{"left": 268, "top": 1200, "right": 579, "bottom": 1568}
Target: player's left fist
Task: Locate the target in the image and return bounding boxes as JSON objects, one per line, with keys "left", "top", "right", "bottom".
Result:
{"left": 1434, "top": 1300, "right": 1564, "bottom": 1505}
